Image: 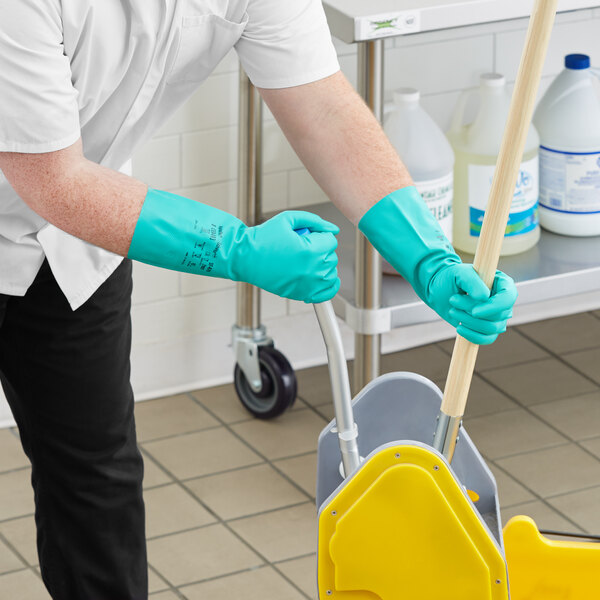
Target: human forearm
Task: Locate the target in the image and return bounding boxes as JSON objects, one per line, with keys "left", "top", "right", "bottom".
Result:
{"left": 259, "top": 71, "right": 413, "bottom": 224}
{"left": 0, "top": 139, "right": 340, "bottom": 303}
{"left": 261, "top": 72, "right": 517, "bottom": 343}
{"left": 0, "top": 139, "right": 146, "bottom": 256}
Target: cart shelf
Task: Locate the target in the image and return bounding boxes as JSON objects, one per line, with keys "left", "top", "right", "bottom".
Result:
{"left": 324, "top": 0, "right": 600, "bottom": 43}
{"left": 309, "top": 202, "right": 600, "bottom": 335}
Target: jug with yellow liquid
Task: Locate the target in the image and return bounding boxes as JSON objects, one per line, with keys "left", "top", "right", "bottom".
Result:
{"left": 448, "top": 73, "right": 540, "bottom": 255}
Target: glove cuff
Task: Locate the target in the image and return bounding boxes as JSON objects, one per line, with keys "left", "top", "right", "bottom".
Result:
{"left": 358, "top": 186, "right": 460, "bottom": 301}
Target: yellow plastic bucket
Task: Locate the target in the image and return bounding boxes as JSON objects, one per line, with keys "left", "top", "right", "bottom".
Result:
{"left": 504, "top": 515, "right": 600, "bottom": 599}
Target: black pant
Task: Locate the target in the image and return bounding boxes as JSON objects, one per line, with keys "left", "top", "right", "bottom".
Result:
{"left": 0, "top": 260, "right": 147, "bottom": 600}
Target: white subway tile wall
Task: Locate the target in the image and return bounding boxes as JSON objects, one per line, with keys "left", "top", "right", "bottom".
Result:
{"left": 128, "top": 11, "right": 600, "bottom": 397}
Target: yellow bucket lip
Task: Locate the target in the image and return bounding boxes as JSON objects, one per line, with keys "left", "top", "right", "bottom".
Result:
{"left": 504, "top": 515, "right": 600, "bottom": 599}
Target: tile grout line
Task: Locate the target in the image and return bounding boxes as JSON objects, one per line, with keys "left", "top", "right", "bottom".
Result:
{"left": 140, "top": 422, "right": 228, "bottom": 445}
{"left": 141, "top": 391, "right": 317, "bottom": 600}
{"left": 433, "top": 320, "right": 600, "bottom": 532}
{"left": 483, "top": 440, "right": 572, "bottom": 462}
{"left": 0, "top": 513, "right": 35, "bottom": 527}
{"left": 487, "top": 459, "right": 587, "bottom": 534}
{"left": 516, "top": 327, "right": 600, "bottom": 388}
{"left": 504, "top": 331, "right": 600, "bottom": 464}
{"left": 147, "top": 563, "right": 185, "bottom": 600}
{"left": 174, "top": 563, "right": 296, "bottom": 597}
{"left": 476, "top": 368, "right": 600, "bottom": 464}
{"left": 473, "top": 371, "right": 600, "bottom": 532}
{"left": 0, "top": 529, "right": 33, "bottom": 573}
{"left": 141, "top": 445, "right": 270, "bottom": 598}
{"left": 183, "top": 392, "right": 320, "bottom": 502}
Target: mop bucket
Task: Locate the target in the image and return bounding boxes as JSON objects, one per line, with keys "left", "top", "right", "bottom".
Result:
{"left": 312, "top": 301, "right": 509, "bottom": 599}
{"left": 312, "top": 301, "right": 600, "bottom": 599}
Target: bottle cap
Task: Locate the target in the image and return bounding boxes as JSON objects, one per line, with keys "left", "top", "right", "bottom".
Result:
{"left": 565, "top": 54, "right": 590, "bottom": 70}
{"left": 480, "top": 73, "right": 506, "bottom": 88}
{"left": 393, "top": 88, "right": 420, "bottom": 104}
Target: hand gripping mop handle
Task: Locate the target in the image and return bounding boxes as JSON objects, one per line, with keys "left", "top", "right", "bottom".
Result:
{"left": 433, "top": 0, "right": 558, "bottom": 462}
{"left": 295, "top": 228, "right": 361, "bottom": 478}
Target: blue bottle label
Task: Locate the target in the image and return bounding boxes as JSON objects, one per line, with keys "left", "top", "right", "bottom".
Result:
{"left": 468, "top": 155, "right": 539, "bottom": 237}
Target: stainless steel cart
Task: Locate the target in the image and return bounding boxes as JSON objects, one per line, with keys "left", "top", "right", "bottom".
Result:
{"left": 232, "top": 0, "right": 600, "bottom": 417}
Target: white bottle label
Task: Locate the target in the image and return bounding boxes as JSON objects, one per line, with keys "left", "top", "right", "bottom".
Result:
{"left": 539, "top": 146, "right": 600, "bottom": 214}
{"left": 468, "top": 155, "right": 539, "bottom": 237}
{"left": 414, "top": 172, "right": 454, "bottom": 241}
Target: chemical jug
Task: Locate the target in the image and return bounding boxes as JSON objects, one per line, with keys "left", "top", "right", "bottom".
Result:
{"left": 384, "top": 88, "right": 454, "bottom": 241}
{"left": 448, "top": 73, "right": 540, "bottom": 255}
{"left": 534, "top": 54, "right": 600, "bottom": 236}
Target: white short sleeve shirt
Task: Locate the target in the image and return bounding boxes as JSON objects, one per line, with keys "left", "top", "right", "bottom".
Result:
{"left": 0, "top": 0, "right": 339, "bottom": 309}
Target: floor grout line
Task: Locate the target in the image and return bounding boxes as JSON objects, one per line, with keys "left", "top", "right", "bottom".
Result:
{"left": 147, "top": 562, "right": 186, "bottom": 599}
{"left": 516, "top": 328, "right": 600, "bottom": 389}
{"left": 139, "top": 390, "right": 317, "bottom": 600}
{"left": 184, "top": 392, "right": 322, "bottom": 498}
{"left": 488, "top": 460, "right": 587, "bottom": 534}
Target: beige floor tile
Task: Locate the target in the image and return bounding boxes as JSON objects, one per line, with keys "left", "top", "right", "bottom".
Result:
{"left": 276, "top": 554, "right": 317, "bottom": 599}
{"left": 0, "top": 517, "right": 37, "bottom": 566}
{"left": 192, "top": 383, "right": 306, "bottom": 423}
{"left": 0, "top": 469, "right": 34, "bottom": 521}
{"left": 440, "top": 329, "right": 548, "bottom": 371}
{"left": 142, "top": 427, "right": 262, "bottom": 480}
{"left": 435, "top": 374, "right": 518, "bottom": 418}
{"left": 297, "top": 364, "right": 340, "bottom": 407}
{"left": 185, "top": 463, "right": 307, "bottom": 521}
{"left": 497, "top": 444, "right": 600, "bottom": 498}
{"left": 518, "top": 313, "right": 600, "bottom": 354}
{"left": 463, "top": 409, "right": 567, "bottom": 460}
{"left": 149, "top": 591, "right": 178, "bottom": 599}
{"left": 142, "top": 455, "right": 173, "bottom": 489}
{"left": 481, "top": 358, "right": 598, "bottom": 406}
{"left": 313, "top": 402, "right": 335, "bottom": 423}
{"left": 531, "top": 391, "right": 600, "bottom": 441}
{"left": 548, "top": 486, "right": 600, "bottom": 534}
{"left": 501, "top": 500, "right": 583, "bottom": 533}
{"left": 488, "top": 463, "right": 534, "bottom": 507}
{"left": 381, "top": 344, "right": 452, "bottom": 381}
{"left": 229, "top": 502, "right": 316, "bottom": 562}
{"left": 145, "top": 484, "right": 216, "bottom": 538}
{"left": 0, "top": 569, "right": 51, "bottom": 599}
{"left": 148, "top": 567, "right": 169, "bottom": 594}
{"left": 182, "top": 565, "right": 305, "bottom": 599}
{"left": 231, "top": 409, "right": 326, "bottom": 460}
{"left": 191, "top": 384, "right": 253, "bottom": 424}
{"left": 562, "top": 347, "right": 600, "bottom": 385}
{"left": 135, "top": 395, "right": 218, "bottom": 442}
{"left": 274, "top": 453, "right": 318, "bottom": 499}
{"left": 0, "top": 538, "right": 24, "bottom": 574}
{"left": 148, "top": 524, "right": 262, "bottom": 586}
{"left": 0, "top": 430, "right": 29, "bottom": 474}
{"left": 580, "top": 436, "right": 600, "bottom": 458}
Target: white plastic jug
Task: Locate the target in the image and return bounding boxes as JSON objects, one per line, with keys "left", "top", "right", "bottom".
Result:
{"left": 534, "top": 54, "right": 600, "bottom": 236}
{"left": 384, "top": 88, "right": 455, "bottom": 241}
{"left": 448, "top": 73, "right": 540, "bottom": 256}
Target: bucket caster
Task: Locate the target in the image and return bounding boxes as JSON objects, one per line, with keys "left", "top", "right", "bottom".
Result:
{"left": 232, "top": 325, "right": 297, "bottom": 419}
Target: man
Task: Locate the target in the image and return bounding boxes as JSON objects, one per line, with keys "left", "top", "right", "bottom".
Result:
{"left": 0, "top": 1, "right": 517, "bottom": 598}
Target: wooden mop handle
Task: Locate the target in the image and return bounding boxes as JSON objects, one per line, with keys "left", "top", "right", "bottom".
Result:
{"left": 441, "top": 0, "right": 558, "bottom": 421}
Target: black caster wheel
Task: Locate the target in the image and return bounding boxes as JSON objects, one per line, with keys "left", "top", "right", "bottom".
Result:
{"left": 234, "top": 346, "right": 297, "bottom": 419}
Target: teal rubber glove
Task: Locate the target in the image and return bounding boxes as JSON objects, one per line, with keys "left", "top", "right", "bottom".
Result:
{"left": 128, "top": 189, "right": 340, "bottom": 303}
{"left": 359, "top": 187, "right": 517, "bottom": 345}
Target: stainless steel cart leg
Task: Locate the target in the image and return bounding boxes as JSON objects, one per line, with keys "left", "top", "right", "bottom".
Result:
{"left": 232, "top": 67, "right": 266, "bottom": 393}
{"left": 232, "top": 67, "right": 298, "bottom": 419}
{"left": 353, "top": 40, "right": 384, "bottom": 393}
